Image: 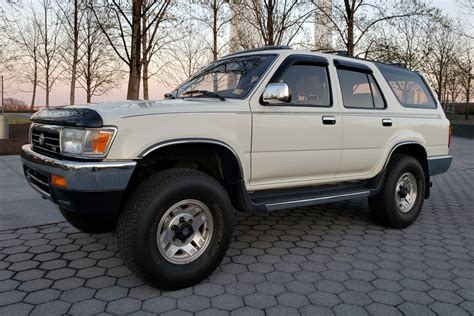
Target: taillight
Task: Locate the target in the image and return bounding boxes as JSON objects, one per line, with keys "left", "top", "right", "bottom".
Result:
{"left": 448, "top": 125, "right": 452, "bottom": 148}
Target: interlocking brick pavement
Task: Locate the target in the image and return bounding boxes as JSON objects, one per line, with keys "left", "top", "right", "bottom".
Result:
{"left": 0, "top": 137, "right": 473, "bottom": 315}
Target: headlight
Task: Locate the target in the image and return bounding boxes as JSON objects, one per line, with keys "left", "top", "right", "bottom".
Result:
{"left": 60, "top": 127, "right": 116, "bottom": 158}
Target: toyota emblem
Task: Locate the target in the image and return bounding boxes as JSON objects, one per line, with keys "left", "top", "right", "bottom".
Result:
{"left": 39, "top": 133, "right": 45, "bottom": 146}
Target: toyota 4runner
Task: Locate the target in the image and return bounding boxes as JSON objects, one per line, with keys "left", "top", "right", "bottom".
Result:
{"left": 22, "top": 46, "right": 452, "bottom": 290}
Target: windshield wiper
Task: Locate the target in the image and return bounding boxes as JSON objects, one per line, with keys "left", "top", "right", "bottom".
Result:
{"left": 164, "top": 93, "right": 176, "bottom": 99}
{"left": 182, "top": 90, "right": 226, "bottom": 101}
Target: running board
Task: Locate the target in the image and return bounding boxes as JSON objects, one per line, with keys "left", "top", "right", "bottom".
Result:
{"left": 233, "top": 171, "right": 386, "bottom": 213}
{"left": 264, "top": 190, "right": 371, "bottom": 211}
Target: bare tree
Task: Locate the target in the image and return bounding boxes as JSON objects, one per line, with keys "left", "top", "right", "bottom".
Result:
{"left": 458, "top": 0, "right": 474, "bottom": 37}
{"left": 141, "top": 0, "right": 175, "bottom": 100}
{"left": 57, "top": 0, "right": 87, "bottom": 105}
{"left": 235, "top": 0, "right": 315, "bottom": 48}
{"left": 192, "top": 0, "right": 231, "bottom": 61}
{"left": 423, "top": 18, "right": 458, "bottom": 105}
{"left": 33, "top": 0, "right": 65, "bottom": 108}
{"left": 160, "top": 21, "right": 210, "bottom": 88}
{"left": 363, "top": 7, "right": 442, "bottom": 70}
{"left": 77, "top": 5, "right": 121, "bottom": 103}
{"left": 312, "top": 0, "right": 432, "bottom": 56}
{"left": 456, "top": 46, "right": 474, "bottom": 120}
{"left": 2, "top": 1, "right": 42, "bottom": 109}
{"left": 92, "top": 0, "right": 173, "bottom": 100}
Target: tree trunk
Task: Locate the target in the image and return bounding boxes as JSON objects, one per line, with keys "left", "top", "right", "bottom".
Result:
{"left": 345, "top": 0, "right": 355, "bottom": 56}
{"left": 30, "top": 84, "right": 37, "bottom": 110}
{"left": 127, "top": 0, "right": 143, "bottom": 100}
{"left": 69, "top": 0, "right": 79, "bottom": 105}
{"left": 86, "top": 41, "right": 92, "bottom": 103}
{"left": 143, "top": 61, "right": 149, "bottom": 100}
{"left": 466, "top": 75, "right": 471, "bottom": 121}
{"left": 30, "top": 61, "right": 38, "bottom": 110}
{"left": 267, "top": 0, "right": 274, "bottom": 45}
{"left": 86, "top": 79, "right": 92, "bottom": 103}
{"left": 212, "top": 0, "right": 218, "bottom": 61}
{"left": 44, "top": 2, "right": 50, "bottom": 108}
{"left": 142, "top": 9, "right": 149, "bottom": 100}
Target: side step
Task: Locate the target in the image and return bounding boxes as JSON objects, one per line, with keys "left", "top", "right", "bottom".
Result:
{"left": 263, "top": 190, "right": 370, "bottom": 211}
{"left": 250, "top": 183, "right": 371, "bottom": 211}
{"left": 234, "top": 172, "right": 386, "bottom": 213}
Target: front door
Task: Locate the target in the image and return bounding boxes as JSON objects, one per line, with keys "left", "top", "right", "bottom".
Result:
{"left": 249, "top": 55, "right": 342, "bottom": 189}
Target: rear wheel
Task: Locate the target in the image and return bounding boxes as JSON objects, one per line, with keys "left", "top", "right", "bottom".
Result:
{"left": 117, "top": 168, "right": 234, "bottom": 290}
{"left": 60, "top": 208, "right": 117, "bottom": 234}
{"left": 369, "top": 154, "right": 425, "bottom": 228}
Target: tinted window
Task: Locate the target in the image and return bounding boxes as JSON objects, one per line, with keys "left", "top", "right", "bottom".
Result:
{"left": 377, "top": 65, "right": 436, "bottom": 108}
{"left": 369, "top": 75, "right": 385, "bottom": 109}
{"left": 274, "top": 64, "right": 331, "bottom": 106}
{"left": 338, "top": 69, "right": 385, "bottom": 109}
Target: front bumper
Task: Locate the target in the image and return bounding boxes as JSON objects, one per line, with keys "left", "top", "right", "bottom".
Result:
{"left": 427, "top": 155, "right": 452, "bottom": 176}
{"left": 21, "top": 145, "right": 136, "bottom": 215}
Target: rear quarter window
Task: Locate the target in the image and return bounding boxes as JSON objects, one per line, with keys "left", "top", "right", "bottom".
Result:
{"left": 377, "top": 65, "right": 436, "bottom": 109}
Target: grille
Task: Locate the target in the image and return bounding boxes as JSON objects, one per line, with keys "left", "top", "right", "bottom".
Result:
{"left": 24, "top": 166, "right": 51, "bottom": 196}
{"left": 31, "top": 125, "right": 61, "bottom": 156}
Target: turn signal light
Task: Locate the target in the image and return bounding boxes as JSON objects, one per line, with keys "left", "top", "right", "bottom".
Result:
{"left": 92, "top": 131, "right": 112, "bottom": 154}
{"left": 51, "top": 174, "right": 67, "bottom": 188}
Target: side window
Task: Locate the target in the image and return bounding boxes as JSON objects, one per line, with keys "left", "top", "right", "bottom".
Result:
{"left": 273, "top": 64, "right": 331, "bottom": 106}
{"left": 377, "top": 65, "right": 436, "bottom": 108}
{"left": 337, "top": 69, "right": 386, "bottom": 109}
{"left": 369, "top": 75, "right": 385, "bottom": 109}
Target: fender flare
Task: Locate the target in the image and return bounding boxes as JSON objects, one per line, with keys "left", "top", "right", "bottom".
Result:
{"left": 138, "top": 138, "right": 245, "bottom": 178}
{"left": 382, "top": 141, "right": 427, "bottom": 169}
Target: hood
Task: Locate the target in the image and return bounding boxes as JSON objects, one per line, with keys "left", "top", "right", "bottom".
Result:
{"left": 31, "top": 98, "right": 236, "bottom": 127}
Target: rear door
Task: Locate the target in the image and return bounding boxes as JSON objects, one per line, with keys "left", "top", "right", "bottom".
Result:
{"left": 249, "top": 55, "right": 343, "bottom": 188}
{"left": 334, "top": 60, "right": 399, "bottom": 179}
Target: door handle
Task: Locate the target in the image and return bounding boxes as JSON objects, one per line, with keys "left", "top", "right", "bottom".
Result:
{"left": 382, "top": 118, "right": 392, "bottom": 127}
{"left": 322, "top": 116, "right": 336, "bottom": 125}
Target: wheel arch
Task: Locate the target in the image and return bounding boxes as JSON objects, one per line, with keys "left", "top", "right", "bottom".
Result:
{"left": 127, "top": 138, "right": 246, "bottom": 209}
{"left": 384, "top": 141, "right": 430, "bottom": 198}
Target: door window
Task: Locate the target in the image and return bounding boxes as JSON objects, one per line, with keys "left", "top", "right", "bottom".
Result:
{"left": 273, "top": 64, "right": 331, "bottom": 107}
{"left": 338, "top": 69, "right": 386, "bottom": 109}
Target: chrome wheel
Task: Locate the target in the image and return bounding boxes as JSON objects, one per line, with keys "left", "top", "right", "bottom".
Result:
{"left": 395, "top": 172, "right": 418, "bottom": 213}
{"left": 157, "top": 199, "right": 213, "bottom": 265}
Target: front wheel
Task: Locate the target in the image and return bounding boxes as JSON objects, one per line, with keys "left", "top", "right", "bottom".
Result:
{"left": 369, "top": 154, "right": 425, "bottom": 228}
{"left": 117, "top": 168, "right": 234, "bottom": 290}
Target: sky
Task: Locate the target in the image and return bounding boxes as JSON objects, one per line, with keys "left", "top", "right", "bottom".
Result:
{"left": 3, "top": 0, "right": 469, "bottom": 108}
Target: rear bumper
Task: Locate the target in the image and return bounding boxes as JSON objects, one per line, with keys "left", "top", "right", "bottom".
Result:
{"left": 21, "top": 144, "right": 136, "bottom": 215}
{"left": 427, "top": 155, "right": 452, "bottom": 176}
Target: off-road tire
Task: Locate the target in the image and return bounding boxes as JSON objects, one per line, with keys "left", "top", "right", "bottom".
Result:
{"left": 117, "top": 168, "right": 234, "bottom": 290}
{"left": 60, "top": 208, "right": 117, "bottom": 234}
{"left": 369, "top": 154, "right": 425, "bottom": 228}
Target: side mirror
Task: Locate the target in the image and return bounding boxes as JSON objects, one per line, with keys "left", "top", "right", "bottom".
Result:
{"left": 262, "top": 83, "right": 290, "bottom": 105}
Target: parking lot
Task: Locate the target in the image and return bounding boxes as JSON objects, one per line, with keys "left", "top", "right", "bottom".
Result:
{"left": 0, "top": 137, "right": 473, "bottom": 315}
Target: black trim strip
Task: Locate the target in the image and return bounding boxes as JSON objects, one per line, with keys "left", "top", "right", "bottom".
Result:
{"left": 334, "top": 59, "right": 372, "bottom": 73}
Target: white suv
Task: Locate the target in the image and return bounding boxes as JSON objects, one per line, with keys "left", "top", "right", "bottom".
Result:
{"left": 22, "top": 46, "right": 452, "bottom": 290}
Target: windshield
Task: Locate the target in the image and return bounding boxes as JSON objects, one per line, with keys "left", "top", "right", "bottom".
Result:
{"left": 173, "top": 54, "right": 277, "bottom": 99}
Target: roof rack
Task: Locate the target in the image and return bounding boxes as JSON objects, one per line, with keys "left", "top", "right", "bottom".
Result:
{"left": 390, "top": 63, "right": 407, "bottom": 68}
{"left": 321, "top": 50, "right": 350, "bottom": 56}
{"left": 319, "top": 50, "right": 410, "bottom": 69}
{"left": 223, "top": 45, "right": 291, "bottom": 58}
